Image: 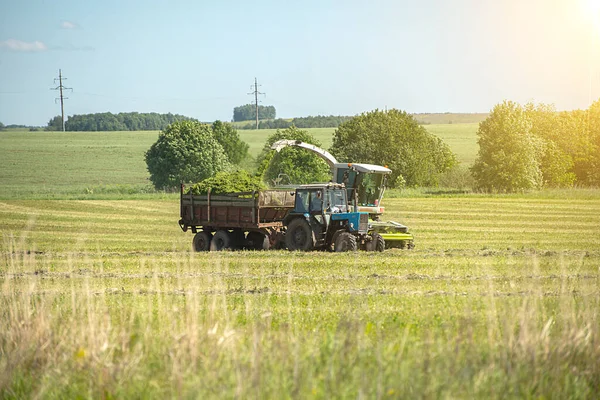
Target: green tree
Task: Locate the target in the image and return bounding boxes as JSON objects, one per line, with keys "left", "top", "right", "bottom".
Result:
{"left": 0, "top": 122, "right": 4, "bottom": 131}
{"left": 256, "top": 126, "right": 331, "bottom": 185}
{"left": 524, "top": 103, "right": 575, "bottom": 187}
{"left": 145, "top": 121, "right": 230, "bottom": 190}
{"left": 46, "top": 116, "right": 63, "bottom": 131}
{"left": 211, "top": 120, "right": 249, "bottom": 165}
{"left": 582, "top": 100, "right": 600, "bottom": 185}
{"left": 232, "top": 104, "right": 276, "bottom": 121}
{"left": 471, "top": 101, "right": 543, "bottom": 192}
{"left": 330, "top": 109, "right": 456, "bottom": 187}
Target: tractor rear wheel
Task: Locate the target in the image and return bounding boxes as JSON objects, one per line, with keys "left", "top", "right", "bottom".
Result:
{"left": 247, "top": 231, "right": 270, "bottom": 250}
{"left": 286, "top": 218, "right": 315, "bottom": 251}
{"left": 334, "top": 232, "right": 357, "bottom": 252}
{"left": 193, "top": 231, "right": 212, "bottom": 252}
{"left": 210, "top": 230, "right": 231, "bottom": 251}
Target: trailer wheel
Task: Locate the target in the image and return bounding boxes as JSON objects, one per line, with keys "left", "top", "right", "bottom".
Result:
{"left": 193, "top": 231, "right": 212, "bottom": 252}
{"left": 334, "top": 232, "right": 357, "bottom": 252}
{"left": 285, "top": 218, "right": 315, "bottom": 251}
{"left": 247, "top": 231, "right": 270, "bottom": 250}
{"left": 210, "top": 230, "right": 231, "bottom": 251}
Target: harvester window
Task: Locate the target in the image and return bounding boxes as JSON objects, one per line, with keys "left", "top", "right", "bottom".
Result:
{"left": 357, "top": 173, "right": 384, "bottom": 206}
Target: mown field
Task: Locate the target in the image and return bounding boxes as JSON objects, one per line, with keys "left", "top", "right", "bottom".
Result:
{"left": 1, "top": 125, "right": 599, "bottom": 397}
{"left": 1, "top": 193, "right": 600, "bottom": 398}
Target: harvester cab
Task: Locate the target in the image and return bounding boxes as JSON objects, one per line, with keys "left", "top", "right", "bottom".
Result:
{"left": 270, "top": 139, "right": 390, "bottom": 217}
{"left": 335, "top": 162, "right": 390, "bottom": 219}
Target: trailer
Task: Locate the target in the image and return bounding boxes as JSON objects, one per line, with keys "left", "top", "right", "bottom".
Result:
{"left": 179, "top": 185, "right": 296, "bottom": 251}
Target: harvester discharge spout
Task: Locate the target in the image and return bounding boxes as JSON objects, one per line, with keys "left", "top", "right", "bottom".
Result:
{"left": 269, "top": 139, "right": 414, "bottom": 249}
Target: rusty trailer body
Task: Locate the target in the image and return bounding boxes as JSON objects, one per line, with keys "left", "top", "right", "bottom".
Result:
{"left": 179, "top": 185, "right": 296, "bottom": 251}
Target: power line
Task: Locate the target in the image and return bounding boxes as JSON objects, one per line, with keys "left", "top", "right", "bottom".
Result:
{"left": 50, "top": 69, "right": 72, "bottom": 131}
{"left": 248, "top": 77, "right": 265, "bottom": 129}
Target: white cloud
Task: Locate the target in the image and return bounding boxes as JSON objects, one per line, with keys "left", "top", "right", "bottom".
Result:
{"left": 61, "top": 21, "right": 78, "bottom": 29}
{"left": 0, "top": 39, "right": 47, "bottom": 52}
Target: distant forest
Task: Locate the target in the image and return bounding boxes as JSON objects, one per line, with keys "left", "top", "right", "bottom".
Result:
{"left": 237, "top": 115, "right": 354, "bottom": 130}
{"left": 235, "top": 113, "right": 489, "bottom": 129}
{"left": 64, "top": 112, "right": 197, "bottom": 131}
{"left": 22, "top": 111, "right": 489, "bottom": 132}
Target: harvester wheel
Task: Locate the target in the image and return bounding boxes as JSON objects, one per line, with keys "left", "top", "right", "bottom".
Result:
{"left": 334, "top": 232, "right": 357, "bottom": 252}
{"left": 286, "top": 218, "right": 315, "bottom": 251}
{"left": 210, "top": 230, "right": 231, "bottom": 251}
{"left": 372, "top": 233, "right": 385, "bottom": 252}
{"left": 247, "top": 231, "right": 270, "bottom": 250}
{"left": 193, "top": 231, "right": 212, "bottom": 252}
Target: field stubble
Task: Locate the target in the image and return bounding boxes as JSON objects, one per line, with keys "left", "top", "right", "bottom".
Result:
{"left": 1, "top": 194, "right": 600, "bottom": 398}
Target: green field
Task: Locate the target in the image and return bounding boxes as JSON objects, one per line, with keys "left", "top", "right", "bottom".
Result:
{"left": 2, "top": 125, "right": 599, "bottom": 397}
{"left": 424, "top": 123, "right": 479, "bottom": 165}
{"left": 0, "top": 124, "right": 478, "bottom": 199}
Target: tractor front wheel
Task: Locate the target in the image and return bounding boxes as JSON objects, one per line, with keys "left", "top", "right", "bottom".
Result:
{"left": 334, "top": 232, "right": 357, "bottom": 252}
{"left": 286, "top": 219, "right": 315, "bottom": 251}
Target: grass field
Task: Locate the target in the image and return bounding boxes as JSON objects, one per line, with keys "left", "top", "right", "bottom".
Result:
{"left": 1, "top": 194, "right": 599, "bottom": 397}
{"left": 0, "top": 124, "right": 478, "bottom": 199}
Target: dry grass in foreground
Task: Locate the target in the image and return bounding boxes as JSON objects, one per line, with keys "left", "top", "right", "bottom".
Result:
{"left": 1, "top": 240, "right": 599, "bottom": 398}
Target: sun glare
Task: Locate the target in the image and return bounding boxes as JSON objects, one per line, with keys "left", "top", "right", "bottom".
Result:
{"left": 588, "top": 0, "right": 600, "bottom": 12}
{"left": 585, "top": 0, "right": 600, "bottom": 31}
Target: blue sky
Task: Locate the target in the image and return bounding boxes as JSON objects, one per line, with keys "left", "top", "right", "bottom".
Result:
{"left": 0, "top": 0, "right": 598, "bottom": 126}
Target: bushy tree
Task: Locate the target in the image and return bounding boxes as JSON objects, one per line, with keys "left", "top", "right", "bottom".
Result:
{"left": 46, "top": 116, "right": 63, "bottom": 131}
{"left": 145, "top": 121, "right": 230, "bottom": 190}
{"left": 581, "top": 100, "right": 600, "bottom": 185}
{"left": 330, "top": 109, "right": 457, "bottom": 187}
{"left": 471, "top": 101, "right": 543, "bottom": 192}
{"left": 524, "top": 103, "right": 575, "bottom": 187}
{"left": 472, "top": 101, "right": 581, "bottom": 192}
{"left": 256, "top": 126, "right": 331, "bottom": 185}
{"left": 0, "top": 122, "right": 4, "bottom": 131}
{"left": 211, "top": 120, "right": 249, "bottom": 164}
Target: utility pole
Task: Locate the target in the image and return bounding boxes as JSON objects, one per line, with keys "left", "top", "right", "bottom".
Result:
{"left": 51, "top": 69, "right": 72, "bottom": 131}
{"left": 248, "top": 77, "right": 264, "bottom": 129}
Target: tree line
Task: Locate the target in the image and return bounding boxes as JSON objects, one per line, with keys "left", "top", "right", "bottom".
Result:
{"left": 46, "top": 112, "right": 197, "bottom": 131}
{"left": 472, "top": 100, "right": 600, "bottom": 191}
{"left": 237, "top": 115, "right": 354, "bottom": 130}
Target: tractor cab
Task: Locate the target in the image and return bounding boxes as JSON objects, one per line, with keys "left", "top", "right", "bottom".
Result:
{"left": 292, "top": 185, "right": 348, "bottom": 215}
{"left": 284, "top": 183, "right": 376, "bottom": 252}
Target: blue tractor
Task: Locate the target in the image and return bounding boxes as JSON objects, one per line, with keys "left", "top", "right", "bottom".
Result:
{"left": 284, "top": 183, "right": 384, "bottom": 252}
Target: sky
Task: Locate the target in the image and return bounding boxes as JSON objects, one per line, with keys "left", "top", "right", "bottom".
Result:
{"left": 1, "top": 0, "right": 600, "bottom": 126}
